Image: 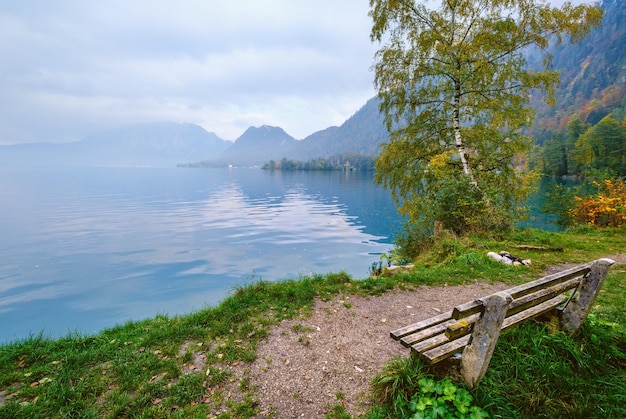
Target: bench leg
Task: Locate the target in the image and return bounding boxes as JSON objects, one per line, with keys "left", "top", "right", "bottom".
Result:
{"left": 461, "top": 291, "right": 512, "bottom": 388}
{"left": 561, "top": 258, "right": 615, "bottom": 336}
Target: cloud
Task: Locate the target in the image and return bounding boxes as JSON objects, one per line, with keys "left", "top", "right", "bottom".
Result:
{"left": 0, "top": 0, "right": 377, "bottom": 144}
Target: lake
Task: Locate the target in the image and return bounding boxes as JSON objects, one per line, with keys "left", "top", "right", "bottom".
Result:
{"left": 0, "top": 167, "right": 403, "bottom": 343}
{"left": 0, "top": 167, "right": 562, "bottom": 344}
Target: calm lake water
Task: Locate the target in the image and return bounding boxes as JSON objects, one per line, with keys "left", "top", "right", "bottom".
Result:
{"left": 0, "top": 167, "right": 403, "bottom": 343}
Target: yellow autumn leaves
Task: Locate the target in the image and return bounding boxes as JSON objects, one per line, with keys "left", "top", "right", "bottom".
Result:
{"left": 572, "top": 179, "right": 626, "bottom": 227}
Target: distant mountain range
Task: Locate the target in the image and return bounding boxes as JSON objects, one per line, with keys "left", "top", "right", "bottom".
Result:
{"left": 0, "top": 98, "right": 386, "bottom": 168}
{"left": 0, "top": 122, "right": 231, "bottom": 168}
{"left": 1, "top": 0, "right": 623, "bottom": 168}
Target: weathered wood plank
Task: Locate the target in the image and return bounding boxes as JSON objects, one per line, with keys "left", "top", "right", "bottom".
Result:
{"left": 501, "top": 295, "right": 566, "bottom": 330}
{"left": 410, "top": 332, "right": 450, "bottom": 354}
{"left": 419, "top": 335, "right": 471, "bottom": 363}
{"left": 390, "top": 310, "right": 453, "bottom": 340}
{"left": 452, "top": 264, "right": 591, "bottom": 320}
{"left": 445, "top": 318, "right": 474, "bottom": 340}
{"left": 506, "top": 277, "right": 579, "bottom": 315}
{"left": 402, "top": 313, "right": 480, "bottom": 347}
{"left": 400, "top": 320, "right": 452, "bottom": 347}
{"left": 451, "top": 299, "right": 483, "bottom": 320}
{"left": 505, "top": 264, "right": 591, "bottom": 299}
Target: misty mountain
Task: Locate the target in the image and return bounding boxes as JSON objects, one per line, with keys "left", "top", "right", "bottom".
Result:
{"left": 0, "top": 122, "right": 230, "bottom": 167}
{"left": 293, "top": 97, "right": 387, "bottom": 159}
{"left": 186, "top": 99, "right": 388, "bottom": 167}
{"left": 218, "top": 125, "right": 298, "bottom": 165}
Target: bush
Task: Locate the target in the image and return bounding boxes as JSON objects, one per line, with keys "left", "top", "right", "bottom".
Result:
{"left": 545, "top": 178, "right": 626, "bottom": 228}
{"left": 572, "top": 179, "right": 626, "bottom": 227}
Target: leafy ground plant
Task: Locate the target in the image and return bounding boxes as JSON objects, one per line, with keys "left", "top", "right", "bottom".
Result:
{"left": 369, "top": 357, "right": 488, "bottom": 419}
{"left": 406, "top": 377, "right": 488, "bottom": 419}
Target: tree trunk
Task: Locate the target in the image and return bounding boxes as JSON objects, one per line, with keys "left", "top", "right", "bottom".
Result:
{"left": 453, "top": 82, "right": 476, "bottom": 185}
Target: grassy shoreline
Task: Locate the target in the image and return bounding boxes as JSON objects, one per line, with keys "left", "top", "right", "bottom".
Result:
{"left": 1, "top": 227, "right": 624, "bottom": 418}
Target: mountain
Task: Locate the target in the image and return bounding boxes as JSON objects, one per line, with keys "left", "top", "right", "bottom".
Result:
{"left": 294, "top": 97, "right": 387, "bottom": 159}
{"left": 213, "top": 98, "right": 387, "bottom": 166}
{"left": 0, "top": 122, "right": 230, "bottom": 167}
{"left": 218, "top": 125, "right": 298, "bottom": 165}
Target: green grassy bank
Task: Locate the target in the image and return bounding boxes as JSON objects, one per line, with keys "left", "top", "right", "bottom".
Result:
{"left": 1, "top": 227, "right": 624, "bottom": 418}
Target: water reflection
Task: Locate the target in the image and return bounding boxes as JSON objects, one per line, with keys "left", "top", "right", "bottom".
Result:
{"left": 0, "top": 167, "right": 401, "bottom": 342}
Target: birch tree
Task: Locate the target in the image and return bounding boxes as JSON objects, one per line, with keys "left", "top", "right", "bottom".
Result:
{"left": 369, "top": 0, "right": 603, "bottom": 239}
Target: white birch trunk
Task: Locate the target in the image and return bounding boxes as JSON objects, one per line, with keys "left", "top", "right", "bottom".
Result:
{"left": 452, "top": 102, "right": 476, "bottom": 186}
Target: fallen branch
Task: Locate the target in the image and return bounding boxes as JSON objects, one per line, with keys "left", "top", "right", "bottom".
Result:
{"left": 514, "top": 245, "right": 563, "bottom": 252}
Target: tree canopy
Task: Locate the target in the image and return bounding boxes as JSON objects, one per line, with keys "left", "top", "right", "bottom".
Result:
{"left": 369, "top": 0, "right": 603, "bottom": 242}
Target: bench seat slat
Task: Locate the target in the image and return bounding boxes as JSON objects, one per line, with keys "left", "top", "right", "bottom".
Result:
{"left": 452, "top": 264, "right": 590, "bottom": 320}
{"left": 419, "top": 335, "right": 471, "bottom": 364}
{"left": 505, "top": 265, "right": 590, "bottom": 299}
{"left": 401, "top": 313, "right": 480, "bottom": 347}
{"left": 390, "top": 310, "right": 453, "bottom": 340}
{"left": 502, "top": 295, "right": 566, "bottom": 331}
{"left": 506, "top": 277, "right": 580, "bottom": 317}
{"left": 410, "top": 332, "right": 450, "bottom": 354}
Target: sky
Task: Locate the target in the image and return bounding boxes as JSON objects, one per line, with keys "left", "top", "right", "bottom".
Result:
{"left": 0, "top": 0, "right": 378, "bottom": 144}
{"left": 0, "top": 0, "right": 590, "bottom": 145}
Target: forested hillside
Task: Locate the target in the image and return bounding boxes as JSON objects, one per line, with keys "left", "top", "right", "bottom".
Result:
{"left": 530, "top": 115, "right": 626, "bottom": 176}
{"left": 531, "top": 0, "right": 625, "bottom": 143}
{"left": 529, "top": 0, "right": 626, "bottom": 177}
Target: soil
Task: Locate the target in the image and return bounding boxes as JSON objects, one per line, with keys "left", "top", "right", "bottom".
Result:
{"left": 245, "top": 254, "right": 626, "bottom": 418}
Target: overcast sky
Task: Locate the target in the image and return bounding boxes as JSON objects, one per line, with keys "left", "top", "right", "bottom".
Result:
{"left": 0, "top": 0, "right": 591, "bottom": 145}
{"left": 0, "top": 0, "right": 379, "bottom": 144}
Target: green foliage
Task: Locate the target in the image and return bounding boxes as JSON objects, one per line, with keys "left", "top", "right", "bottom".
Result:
{"left": 575, "top": 116, "right": 626, "bottom": 174}
{"left": 534, "top": 115, "right": 626, "bottom": 177}
{"left": 370, "top": 357, "right": 488, "bottom": 418}
{"left": 262, "top": 154, "right": 377, "bottom": 171}
{"left": 370, "top": 0, "right": 602, "bottom": 239}
{"left": 407, "top": 378, "right": 488, "bottom": 419}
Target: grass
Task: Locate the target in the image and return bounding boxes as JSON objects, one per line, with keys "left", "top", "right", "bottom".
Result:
{"left": 0, "top": 227, "right": 624, "bottom": 418}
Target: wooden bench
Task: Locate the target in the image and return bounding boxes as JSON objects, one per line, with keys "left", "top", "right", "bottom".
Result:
{"left": 390, "top": 258, "right": 615, "bottom": 388}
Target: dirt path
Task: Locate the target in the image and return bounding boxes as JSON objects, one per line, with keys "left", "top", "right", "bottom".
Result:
{"left": 248, "top": 282, "right": 510, "bottom": 418}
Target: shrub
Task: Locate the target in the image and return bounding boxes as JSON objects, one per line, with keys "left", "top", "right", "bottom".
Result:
{"left": 571, "top": 179, "right": 626, "bottom": 227}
